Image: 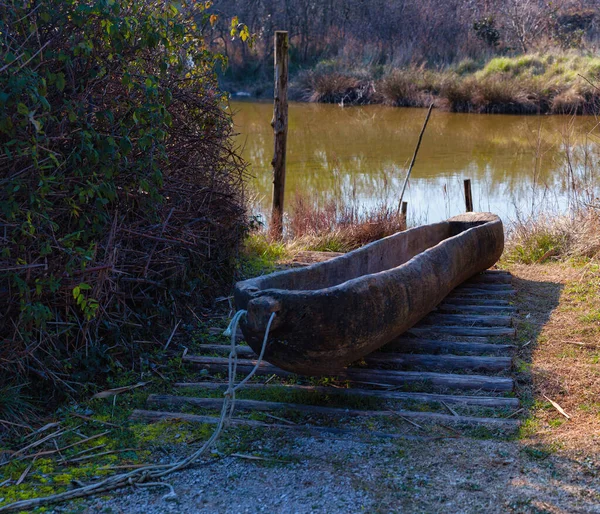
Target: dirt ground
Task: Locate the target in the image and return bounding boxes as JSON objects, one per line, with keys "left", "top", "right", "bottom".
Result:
{"left": 64, "top": 262, "right": 600, "bottom": 514}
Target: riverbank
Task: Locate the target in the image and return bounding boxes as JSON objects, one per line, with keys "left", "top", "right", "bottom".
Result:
{"left": 2, "top": 247, "right": 599, "bottom": 513}
{"left": 226, "top": 52, "right": 600, "bottom": 115}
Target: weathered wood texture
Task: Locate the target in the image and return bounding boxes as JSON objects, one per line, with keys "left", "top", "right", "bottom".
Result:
{"left": 383, "top": 338, "right": 516, "bottom": 355}
{"left": 270, "top": 31, "right": 289, "bottom": 240}
{"left": 464, "top": 179, "right": 473, "bottom": 212}
{"left": 362, "top": 353, "right": 512, "bottom": 372}
{"left": 235, "top": 213, "right": 504, "bottom": 375}
{"left": 422, "top": 314, "right": 513, "bottom": 327}
{"left": 438, "top": 297, "right": 512, "bottom": 306}
{"left": 182, "top": 355, "right": 514, "bottom": 391}
{"left": 130, "top": 410, "right": 434, "bottom": 440}
{"left": 449, "top": 288, "right": 516, "bottom": 297}
{"left": 437, "top": 304, "right": 517, "bottom": 314}
{"left": 409, "top": 326, "right": 516, "bottom": 337}
{"left": 468, "top": 274, "right": 512, "bottom": 284}
{"left": 198, "top": 339, "right": 516, "bottom": 358}
{"left": 190, "top": 347, "right": 512, "bottom": 371}
{"left": 145, "top": 396, "right": 519, "bottom": 427}
{"left": 173, "top": 382, "right": 520, "bottom": 408}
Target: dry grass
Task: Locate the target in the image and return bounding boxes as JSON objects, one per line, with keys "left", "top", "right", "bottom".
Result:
{"left": 504, "top": 210, "right": 600, "bottom": 265}
{"left": 511, "top": 261, "right": 600, "bottom": 456}
{"left": 378, "top": 68, "right": 442, "bottom": 107}
{"left": 241, "top": 193, "right": 407, "bottom": 272}
{"left": 297, "top": 66, "right": 376, "bottom": 105}
{"left": 295, "top": 52, "right": 600, "bottom": 113}
{"left": 287, "top": 193, "right": 406, "bottom": 252}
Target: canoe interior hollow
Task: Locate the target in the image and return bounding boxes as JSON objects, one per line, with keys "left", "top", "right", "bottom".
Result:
{"left": 241, "top": 218, "right": 491, "bottom": 293}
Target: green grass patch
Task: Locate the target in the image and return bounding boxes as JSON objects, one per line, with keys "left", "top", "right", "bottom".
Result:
{"left": 239, "top": 233, "right": 290, "bottom": 277}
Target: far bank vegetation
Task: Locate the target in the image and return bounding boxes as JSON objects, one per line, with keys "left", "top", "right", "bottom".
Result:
{"left": 210, "top": 0, "right": 600, "bottom": 114}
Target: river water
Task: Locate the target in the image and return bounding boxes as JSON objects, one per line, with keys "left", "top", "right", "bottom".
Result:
{"left": 231, "top": 100, "right": 600, "bottom": 225}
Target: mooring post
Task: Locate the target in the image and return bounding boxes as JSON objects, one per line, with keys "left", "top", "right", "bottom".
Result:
{"left": 464, "top": 179, "right": 473, "bottom": 212}
{"left": 270, "top": 31, "right": 289, "bottom": 240}
{"left": 401, "top": 201, "right": 408, "bottom": 226}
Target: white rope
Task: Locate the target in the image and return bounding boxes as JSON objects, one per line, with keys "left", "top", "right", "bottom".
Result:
{"left": 0, "top": 309, "right": 277, "bottom": 513}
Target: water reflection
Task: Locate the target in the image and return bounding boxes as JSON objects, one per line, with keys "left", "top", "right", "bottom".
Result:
{"left": 231, "top": 101, "right": 600, "bottom": 224}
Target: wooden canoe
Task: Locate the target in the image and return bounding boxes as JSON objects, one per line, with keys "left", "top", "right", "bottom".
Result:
{"left": 234, "top": 212, "right": 504, "bottom": 375}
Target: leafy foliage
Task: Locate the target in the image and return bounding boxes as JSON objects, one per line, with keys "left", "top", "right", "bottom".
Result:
{"left": 0, "top": 0, "right": 247, "bottom": 396}
{"left": 473, "top": 16, "right": 501, "bottom": 48}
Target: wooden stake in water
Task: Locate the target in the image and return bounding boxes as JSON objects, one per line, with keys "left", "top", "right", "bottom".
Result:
{"left": 401, "top": 201, "right": 408, "bottom": 225}
{"left": 464, "top": 179, "right": 473, "bottom": 212}
{"left": 397, "top": 104, "right": 434, "bottom": 216}
{"left": 270, "top": 31, "right": 289, "bottom": 240}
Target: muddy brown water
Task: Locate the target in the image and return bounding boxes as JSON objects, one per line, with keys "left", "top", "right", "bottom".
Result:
{"left": 231, "top": 100, "right": 600, "bottom": 225}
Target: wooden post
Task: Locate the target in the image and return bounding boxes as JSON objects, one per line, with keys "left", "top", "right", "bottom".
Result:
{"left": 401, "top": 201, "right": 408, "bottom": 226}
{"left": 464, "top": 179, "right": 473, "bottom": 212}
{"left": 270, "top": 31, "right": 289, "bottom": 240}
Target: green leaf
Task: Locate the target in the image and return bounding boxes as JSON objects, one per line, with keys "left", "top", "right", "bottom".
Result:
{"left": 56, "top": 73, "right": 66, "bottom": 92}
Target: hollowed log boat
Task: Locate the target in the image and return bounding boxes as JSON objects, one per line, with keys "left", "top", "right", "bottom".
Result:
{"left": 234, "top": 212, "right": 504, "bottom": 375}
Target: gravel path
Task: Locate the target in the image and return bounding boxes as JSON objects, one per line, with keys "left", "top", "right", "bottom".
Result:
{"left": 78, "top": 432, "right": 600, "bottom": 514}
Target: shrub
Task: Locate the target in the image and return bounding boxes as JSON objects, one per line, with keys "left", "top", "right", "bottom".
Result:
{"left": 0, "top": 1, "right": 247, "bottom": 396}
{"left": 379, "top": 70, "right": 428, "bottom": 107}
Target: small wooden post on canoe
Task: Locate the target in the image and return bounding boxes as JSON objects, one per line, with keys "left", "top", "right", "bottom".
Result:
{"left": 270, "top": 31, "right": 289, "bottom": 240}
{"left": 464, "top": 179, "right": 473, "bottom": 212}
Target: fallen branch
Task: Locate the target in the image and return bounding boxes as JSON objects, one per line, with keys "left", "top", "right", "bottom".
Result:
{"left": 15, "top": 461, "right": 34, "bottom": 486}
{"left": 543, "top": 395, "right": 571, "bottom": 420}
{"left": 92, "top": 382, "right": 149, "bottom": 399}
{"left": 16, "top": 431, "right": 110, "bottom": 462}
{"left": 393, "top": 412, "right": 424, "bottom": 430}
{"left": 442, "top": 401, "right": 459, "bottom": 417}
{"left": 64, "top": 448, "right": 139, "bottom": 465}
{"left": 163, "top": 321, "right": 181, "bottom": 350}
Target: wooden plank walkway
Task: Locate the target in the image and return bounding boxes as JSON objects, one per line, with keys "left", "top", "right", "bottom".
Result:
{"left": 134, "top": 269, "right": 521, "bottom": 434}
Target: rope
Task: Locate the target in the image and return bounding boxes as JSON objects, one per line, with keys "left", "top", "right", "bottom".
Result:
{"left": 0, "top": 309, "right": 276, "bottom": 513}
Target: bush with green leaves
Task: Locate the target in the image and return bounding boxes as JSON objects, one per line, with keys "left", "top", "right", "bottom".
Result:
{"left": 0, "top": 0, "right": 247, "bottom": 398}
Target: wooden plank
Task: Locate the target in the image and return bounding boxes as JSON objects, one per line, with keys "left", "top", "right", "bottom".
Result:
{"left": 449, "top": 288, "right": 516, "bottom": 297}
{"left": 198, "top": 340, "right": 516, "bottom": 360}
{"left": 196, "top": 346, "right": 512, "bottom": 371}
{"left": 410, "top": 326, "right": 516, "bottom": 337}
{"left": 383, "top": 338, "right": 516, "bottom": 355}
{"left": 362, "top": 353, "right": 512, "bottom": 372}
{"left": 437, "top": 304, "right": 517, "bottom": 314}
{"left": 173, "top": 382, "right": 520, "bottom": 408}
{"left": 421, "top": 314, "right": 513, "bottom": 327}
{"left": 439, "top": 297, "right": 512, "bottom": 306}
{"left": 407, "top": 329, "right": 491, "bottom": 343}
{"left": 182, "top": 356, "right": 514, "bottom": 391}
{"left": 468, "top": 274, "right": 512, "bottom": 284}
{"left": 464, "top": 280, "right": 514, "bottom": 291}
{"left": 130, "top": 410, "right": 429, "bottom": 440}
{"left": 145, "top": 397, "right": 519, "bottom": 427}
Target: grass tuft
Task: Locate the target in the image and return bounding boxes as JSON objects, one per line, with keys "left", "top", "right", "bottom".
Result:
{"left": 504, "top": 211, "right": 600, "bottom": 265}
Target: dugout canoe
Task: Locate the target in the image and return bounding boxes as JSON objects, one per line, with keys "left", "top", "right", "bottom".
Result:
{"left": 234, "top": 212, "right": 504, "bottom": 375}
